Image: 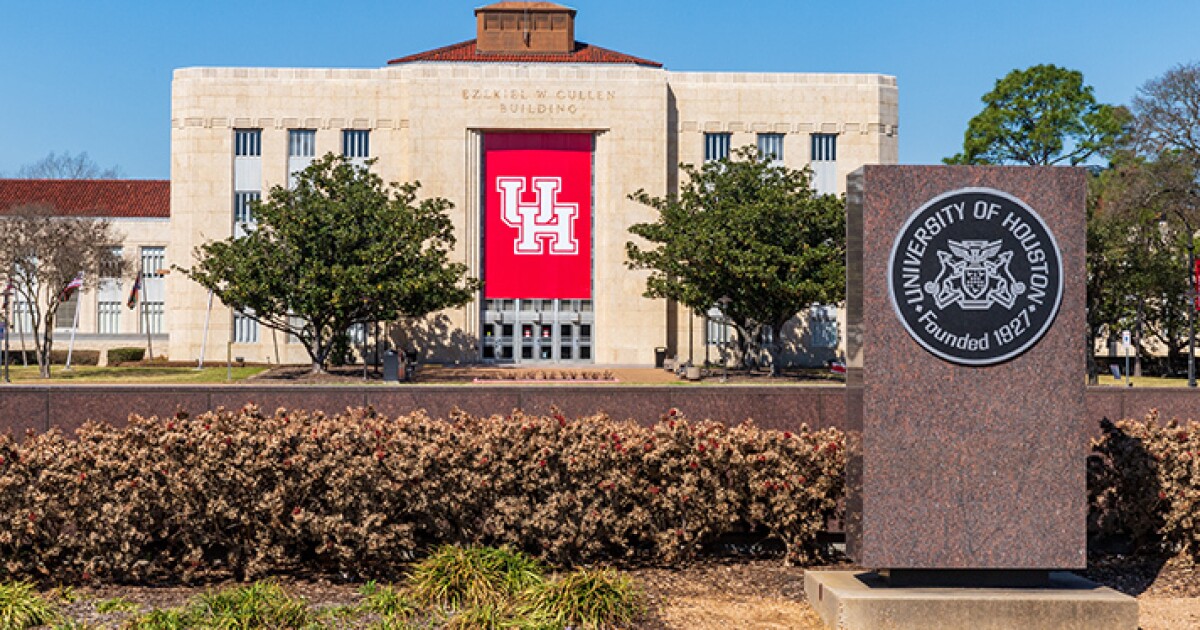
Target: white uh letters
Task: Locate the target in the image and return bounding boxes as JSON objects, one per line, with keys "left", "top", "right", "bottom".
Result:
{"left": 497, "top": 177, "right": 578, "bottom": 255}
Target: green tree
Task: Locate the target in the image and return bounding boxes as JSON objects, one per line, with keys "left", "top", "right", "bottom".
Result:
{"left": 1129, "top": 61, "right": 1200, "bottom": 386}
{"left": 1088, "top": 162, "right": 1191, "bottom": 382}
{"left": 626, "top": 147, "right": 845, "bottom": 376}
{"left": 1101, "top": 152, "right": 1200, "bottom": 384}
{"left": 945, "top": 64, "right": 1126, "bottom": 166}
{"left": 182, "top": 154, "right": 480, "bottom": 373}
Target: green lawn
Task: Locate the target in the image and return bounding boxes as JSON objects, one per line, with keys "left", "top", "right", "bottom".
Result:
{"left": 1092, "top": 373, "right": 1200, "bottom": 388}
{"left": 1, "top": 365, "right": 268, "bottom": 384}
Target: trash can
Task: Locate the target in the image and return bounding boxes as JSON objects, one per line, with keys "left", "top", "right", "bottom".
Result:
{"left": 654, "top": 346, "right": 668, "bottom": 368}
{"left": 382, "top": 350, "right": 400, "bottom": 383}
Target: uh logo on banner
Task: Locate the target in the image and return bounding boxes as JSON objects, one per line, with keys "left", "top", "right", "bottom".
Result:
{"left": 484, "top": 133, "right": 592, "bottom": 299}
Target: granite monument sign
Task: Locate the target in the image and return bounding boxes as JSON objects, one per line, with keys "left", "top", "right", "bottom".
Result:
{"left": 806, "top": 166, "right": 1137, "bottom": 629}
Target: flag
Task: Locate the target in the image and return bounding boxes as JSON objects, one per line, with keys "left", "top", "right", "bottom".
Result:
{"left": 59, "top": 272, "right": 84, "bottom": 301}
{"left": 127, "top": 271, "right": 143, "bottom": 310}
{"left": 830, "top": 361, "right": 846, "bottom": 375}
{"left": 1194, "top": 259, "right": 1200, "bottom": 311}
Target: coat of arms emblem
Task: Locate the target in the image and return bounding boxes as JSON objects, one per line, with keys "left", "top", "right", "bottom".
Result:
{"left": 923, "top": 239, "right": 1026, "bottom": 311}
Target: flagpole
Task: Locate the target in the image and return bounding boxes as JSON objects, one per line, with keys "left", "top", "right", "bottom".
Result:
{"left": 2, "top": 279, "right": 10, "bottom": 384}
{"left": 197, "top": 288, "right": 213, "bottom": 369}
{"left": 17, "top": 303, "right": 27, "bottom": 367}
{"left": 2, "top": 312, "right": 8, "bottom": 384}
{"left": 141, "top": 266, "right": 154, "bottom": 361}
{"left": 64, "top": 285, "right": 83, "bottom": 370}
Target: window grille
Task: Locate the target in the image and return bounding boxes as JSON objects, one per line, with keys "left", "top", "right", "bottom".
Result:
{"left": 811, "top": 133, "right": 837, "bottom": 161}
{"left": 704, "top": 132, "right": 731, "bottom": 162}
{"left": 234, "top": 191, "right": 260, "bottom": 236}
{"left": 342, "top": 130, "right": 370, "bottom": 159}
{"left": 757, "top": 133, "right": 785, "bottom": 162}
{"left": 100, "top": 247, "right": 123, "bottom": 279}
{"left": 809, "top": 304, "right": 840, "bottom": 349}
{"left": 233, "top": 310, "right": 259, "bottom": 344}
{"left": 810, "top": 133, "right": 838, "bottom": 195}
{"left": 141, "top": 301, "right": 165, "bottom": 334}
{"left": 138, "top": 247, "right": 166, "bottom": 333}
{"left": 98, "top": 301, "right": 121, "bottom": 334}
{"left": 705, "top": 306, "right": 731, "bottom": 346}
{"left": 234, "top": 129, "right": 262, "bottom": 157}
{"left": 12, "top": 301, "right": 33, "bottom": 333}
{"left": 288, "top": 129, "right": 316, "bottom": 157}
{"left": 140, "top": 247, "right": 165, "bottom": 275}
{"left": 56, "top": 293, "right": 80, "bottom": 331}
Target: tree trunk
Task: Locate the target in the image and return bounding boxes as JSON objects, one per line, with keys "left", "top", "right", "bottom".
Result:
{"left": 1086, "top": 323, "right": 1099, "bottom": 385}
{"left": 38, "top": 320, "right": 52, "bottom": 379}
{"left": 309, "top": 333, "right": 329, "bottom": 374}
{"left": 764, "top": 322, "right": 783, "bottom": 377}
{"left": 1134, "top": 298, "right": 1144, "bottom": 377}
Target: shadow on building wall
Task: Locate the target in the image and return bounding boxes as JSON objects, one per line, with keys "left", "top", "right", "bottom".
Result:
{"left": 390, "top": 313, "right": 479, "bottom": 364}
{"left": 778, "top": 314, "right": 841, "bottom": 369}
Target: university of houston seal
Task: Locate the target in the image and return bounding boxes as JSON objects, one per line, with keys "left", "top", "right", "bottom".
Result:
{"left": 887, "top": 187, "right": 1063, "bottom": 366}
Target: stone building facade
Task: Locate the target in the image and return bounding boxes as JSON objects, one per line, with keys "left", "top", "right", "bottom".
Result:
{"left": 4, "top": 2, "right": 898, "bottom": 368}
{"left": 166, "top": 2, "right": 898, "bottom": 367}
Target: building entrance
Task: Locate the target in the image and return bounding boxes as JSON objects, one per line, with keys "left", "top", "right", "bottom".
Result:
{"left": 481, "top": 299, "right": 593, "bottom": 363}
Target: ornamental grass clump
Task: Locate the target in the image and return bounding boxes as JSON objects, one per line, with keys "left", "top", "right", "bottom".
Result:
{"left": 523, "top": 567, "right": 644, "bottom": 629}
{"left": 406, "top": 545, "right": 544, "bottom": 609}
{"left": 0, "top": 405, "right": 845, "bottom": 583}
{"left": 0, "top": 581, "right": 58, "bottom": 629}
{"left": 358, "top": 580, "right": 419, "bottom": 620}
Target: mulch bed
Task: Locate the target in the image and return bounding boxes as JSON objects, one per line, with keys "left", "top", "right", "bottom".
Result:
{"left": 45, "top": 553, "right": 1200, "bottom": 628}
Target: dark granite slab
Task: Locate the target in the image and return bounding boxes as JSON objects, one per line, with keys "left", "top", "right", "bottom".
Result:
{"left": 0, "top": 390, "right": 49, "bottom": 435}
{"left": 846, "top": 166, "right": 1087, "bottom": 570}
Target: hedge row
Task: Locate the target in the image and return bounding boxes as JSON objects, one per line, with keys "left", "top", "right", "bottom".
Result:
{"left": 2, "top": 350, "right": 100, "bottom": 366}
{"left": 0, "top": 407, "right": 845, "bottom": 583}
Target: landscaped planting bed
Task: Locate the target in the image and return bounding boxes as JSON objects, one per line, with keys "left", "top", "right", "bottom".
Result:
{"left": 1, "top": 407, "right": 1198, "bottom": 628}
{"left": 0, "top": 406, "right": 844, "bottom": 583}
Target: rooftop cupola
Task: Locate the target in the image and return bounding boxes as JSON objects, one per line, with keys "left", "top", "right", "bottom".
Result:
{"left": 475, "top": 2, "right": 577, "bottom": 55}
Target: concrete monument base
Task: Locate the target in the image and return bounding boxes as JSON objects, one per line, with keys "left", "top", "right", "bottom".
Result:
{"left": 805, "top": 570, "right": 1137, "bottom": 630}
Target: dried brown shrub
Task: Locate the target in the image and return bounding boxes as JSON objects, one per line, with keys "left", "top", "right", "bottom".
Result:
{"left": 0, "top": 406, "right": 844, "bottom": 584}
{"left": 1089, "top": 411, "right": 1200, "bottom": 559}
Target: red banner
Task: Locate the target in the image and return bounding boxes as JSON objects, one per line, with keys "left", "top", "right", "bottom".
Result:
{"left": 1194, "top": 259, "right": 1200, "bottom": 311}
{"left": 484, "top": 133, "right": 592, "bottom": 299}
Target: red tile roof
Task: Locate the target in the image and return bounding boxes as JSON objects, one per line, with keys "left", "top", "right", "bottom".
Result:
{"left": 387, "top": 39, "right": 662, "bottom": 68}
{"left": 0, "top": 179, "right": 170, "bottom": 218}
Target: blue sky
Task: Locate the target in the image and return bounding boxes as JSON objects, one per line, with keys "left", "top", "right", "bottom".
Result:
{"left": 0, "top": 0, "right": 1196, "bottom": 179}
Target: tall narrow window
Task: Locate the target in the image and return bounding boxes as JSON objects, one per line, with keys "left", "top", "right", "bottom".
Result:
{"left": 704, "top": 132, "right": 731, "bottom": 162}
{"left": 234, "top": 128, "right": 263, "bottom": 236}
{"left": 811, "top": 133, "right": 838, "bottom": 195}
{"left": 233, "top": 191, "right": 260, "bottom": 237}
{"left": 55, "top": 292, "right": 80, "bottom": 331}
{"left": 139, "top": 246, "right": 166, "bottom": 334}
{"left": 757, "top": 133, "right": 785, "bottom": 163}
{"left": 342, "top": 129, "right": 370, "bottom": 168}
{"left": 288, "top": 129, "right": 316, "bottom": 188}
{"left": 234, "top": 129, "right": 262, "bottom": 157}
{"left": 809, "top": 304, "right": 840, "bottom": 349}
{"left": 233, "top": 310, "right": 259, "bottom": 344}
{"left": 705, "top": 305, "right": 731, "bottom": 347}
{"left": 97, "top": 246, "right": 123, "bottom": 334}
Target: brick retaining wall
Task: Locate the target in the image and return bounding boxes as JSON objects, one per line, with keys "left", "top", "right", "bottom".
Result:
{"left": 0, "top": 384, "right": 1195, "bottom": 436}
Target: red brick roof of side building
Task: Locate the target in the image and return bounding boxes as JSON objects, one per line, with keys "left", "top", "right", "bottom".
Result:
{"left": 0, "top": 179, "right": 170, "bottom": 218}
{"left": 387, "top": 39, "right": 662, "bottom": 68}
